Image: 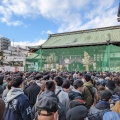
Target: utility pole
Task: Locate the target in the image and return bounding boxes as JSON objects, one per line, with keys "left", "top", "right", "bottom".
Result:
{"left": 117, "top": 3, "right": 120, "bottom": 21}
{"left": 12, "top": 39, "right": 14, "bottom": 66}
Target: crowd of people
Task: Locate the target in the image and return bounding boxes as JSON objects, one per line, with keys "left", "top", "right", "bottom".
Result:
{"left": 0, "top": 70, "right": 120, "bottom": 120}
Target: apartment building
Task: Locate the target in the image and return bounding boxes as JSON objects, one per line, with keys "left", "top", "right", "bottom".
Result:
{"left": 0, "top": 37, "right": 11, "bottom": 50}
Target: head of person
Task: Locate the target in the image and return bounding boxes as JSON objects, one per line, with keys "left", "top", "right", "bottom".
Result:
{"left": 114, "top": 77, "right": 120, "bottom": 87}
{"left": 58, "top": 72, "right": 64, "bottom": 77}
{"left": 112, "top": 100, "right": 120, "bottom": 114}
{"left": 98, "top": 85, "right": 105, "bottom": 93}
{"left": 36, "top": 97, "right": 58, "bottom": 120}
{"left": 38, "top": 81, "right": 46, "bottom": 95}
{"left": 0, "top": 98, "right": 5, "bottom": 120}
{"left": 6, "top": 77, "right": 12, "bottom": 82}
{"left": 97, "top": 86, "right": 105, "bottom": 101}
{"left": 19, "top": 72, "right": 24, "bottom": 78}
{"left": 11, "top": 76, "right": 23, "bottom": 88}
{"left": 66, "top": 102, "right": 88, "bottom": 120}
{"left": 73, "top": 72, "right": 78, "bottom": 80}
{"left": 54, "top": 76, "right": 63, "bottom": 87}
{"left": 62, "top": 80, "right": 70, "bottom": 92}
{"left": 82, "top": 74, "right": 91, "bottom": 83}
{"left": 45, "top": 80, "right": 55, "bottom": 92}
{"left": 100, "top": 80, "right": 106, "bottom": 87}
{"left": 7, "top": 81, "right": 12, "bottom": 90}
{"left": 35, "top": 74, "right": 42, "bottom": 80}
{"left": 105, "top": 80, "right": 116, "bottom": 91}
{"left": 73, "top": 80, "right": 84, "bottom": 93}
{"left": 99, "top": 90, "right": 112, "bottom": 102}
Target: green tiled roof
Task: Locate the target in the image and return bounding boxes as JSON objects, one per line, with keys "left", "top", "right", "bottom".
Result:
{"left": 26, "top": 53, "right": 38, "bottom": 59}
{"left": 28, "top": 45, "right": 41, "bottom": 51}
{"left": 42, "top": 26, "right": 120, "bottom": 48}
{"left": 26, "top": 49, "right": 42, "bottom": 61}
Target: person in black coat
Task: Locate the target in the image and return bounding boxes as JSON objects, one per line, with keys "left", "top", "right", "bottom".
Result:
{"left": 24, "top": 80, "right": 40, "bottom": 108}
{"left": 0, "top": 76, "right": 4, "bottom": 98}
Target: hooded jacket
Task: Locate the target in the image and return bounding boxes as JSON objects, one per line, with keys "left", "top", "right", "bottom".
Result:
{"left": 88, "top": 100, "right": 111, "bottom": 120}
{"left": 82, "top": 81, "right": 94, "bottom": 109}
{"left": 66, "top": 100, "right": 87, "bottom": 120}
{"left": 38, "top": 90, "right": 58, "bottom": 101}
{"left": 68, "top": 88, "right": 83, "bottom": 101}
{"left": 4, "top": 87, "right": 31, "bottom": 120}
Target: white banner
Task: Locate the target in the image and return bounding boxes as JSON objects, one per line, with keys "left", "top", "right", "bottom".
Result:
{"left": 18, "top": 67, "right": 24, "bottom": 71}
{"left": 10, "top": 67, "right": 15, "bottom": 72}
{"left": 0, "top": 66, "right": 24, "bottom": 72}
{"left": 5, "top": 56, "right": 25, "bottom": 61}
{"left": 0, "top": 67, "right": 5, "bottom": 72}
{"left": 5, "top": 66, "right": 10, "bottom": 71}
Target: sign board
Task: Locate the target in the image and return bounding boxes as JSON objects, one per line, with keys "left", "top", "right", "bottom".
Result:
{"left": 3, "top": 50, "right": 11, "bottom": 54}
{"left": 8, "top": 46, "right": 16, "bottom": 52}
{"left": 5, "top": 66, "right": 10, "bottom": 71}
{"left": 0, "top": 66, "right": 24, "bottom": 72}
{"left": 19, "top": 67, "right": 24, "bottom": 71}
{"left": 5, "top": 56, "right": 25, "bottom": 62}
{"left": 110, "top": 53, "right": 120, "bottom": 58}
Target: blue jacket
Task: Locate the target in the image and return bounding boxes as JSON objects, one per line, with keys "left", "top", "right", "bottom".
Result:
{"left": 4, "top": 87, "right": 31, "bottom": 120}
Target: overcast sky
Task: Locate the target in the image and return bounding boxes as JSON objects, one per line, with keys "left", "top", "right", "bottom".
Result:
{"left": 0, "top": 0, "right": 119, "bottom": 46}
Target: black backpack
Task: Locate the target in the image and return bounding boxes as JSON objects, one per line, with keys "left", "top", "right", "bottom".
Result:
{"left": 88, "top": 109, "right": 111, "bottom": 120}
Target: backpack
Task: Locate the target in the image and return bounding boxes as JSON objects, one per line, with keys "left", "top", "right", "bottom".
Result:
{"left": 32, "top": 91, "right": 66, "bottom": 120}
{"left": 56, "top": 90, "right": 66, "bottom": 120}
{"left": 86, "top": 86, "right": 95, "bottom": 104}
{"left": 88, "top": 109, "right": 111, "bottom": 120}
{"left": 111, "top": 92, "right": 120, "bottom": 104}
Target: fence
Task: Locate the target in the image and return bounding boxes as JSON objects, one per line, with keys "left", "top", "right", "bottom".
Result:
{"left": 26, "top": 44, "right": 120, "bottom": 72}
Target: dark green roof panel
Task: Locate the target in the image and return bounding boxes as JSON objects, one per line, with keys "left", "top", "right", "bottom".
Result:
{"left": 28, "top": 45, "right": 41, "bottom": 51}
{"left": 42, "top": 26, "right": 120, "bottom": 48}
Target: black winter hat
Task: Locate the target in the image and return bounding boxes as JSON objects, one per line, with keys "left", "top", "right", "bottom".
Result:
{"left": 84, "top": 74, "right": 91, "bottom": 82}
{"left": 100, "top": 90, "right": 112, "bottom": 101}
{"left": 105, "top": 80, "right": 116, "bottom": 90}
{"left": 66, "top": 105, "right": 88, "bottom": 120}
{"left": 36, "top": 96, "right": 58, "bottom": 113}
